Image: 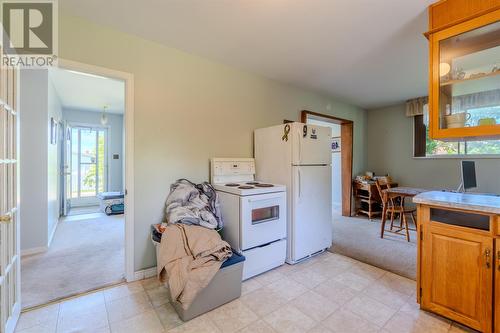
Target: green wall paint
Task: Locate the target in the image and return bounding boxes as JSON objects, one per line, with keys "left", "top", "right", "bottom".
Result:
{"left": 367, "top": 104, "right": 500, "bottom": 194}
{"left": 59, "top": 14, "right": 367, "bottom": 271}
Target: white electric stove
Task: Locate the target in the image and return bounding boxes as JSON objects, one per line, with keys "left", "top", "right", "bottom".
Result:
{"left": 211, "top": 158, "right": 287, "bottom": 280}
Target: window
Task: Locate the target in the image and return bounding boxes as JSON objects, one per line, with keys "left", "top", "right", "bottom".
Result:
{"left": 414, "top": 108, "right": 500, "bottom": 157}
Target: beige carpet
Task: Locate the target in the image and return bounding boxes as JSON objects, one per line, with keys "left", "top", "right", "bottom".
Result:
{"left": 21, "top": 213, "right": 125, "bottom": 309}
{"left": 330, "top": 214, "right": 417, "bottom": 280}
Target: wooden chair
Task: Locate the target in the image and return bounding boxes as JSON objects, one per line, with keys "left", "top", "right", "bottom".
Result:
{"left": 375, "top": 179, "right": 416, "bottom": 242}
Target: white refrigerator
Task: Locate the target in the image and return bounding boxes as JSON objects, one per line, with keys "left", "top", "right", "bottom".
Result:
{"left": 254, "top": 122, "right": 332, "bottom": 264}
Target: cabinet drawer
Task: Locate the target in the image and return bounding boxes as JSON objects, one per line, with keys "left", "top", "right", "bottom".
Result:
{"left": 430, "top": 208, "right": 490, "bottom": 231}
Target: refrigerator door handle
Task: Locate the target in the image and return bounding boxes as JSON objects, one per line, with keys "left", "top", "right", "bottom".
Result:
{"left": 298, "top": 168, "right": 301, "bottom": 199}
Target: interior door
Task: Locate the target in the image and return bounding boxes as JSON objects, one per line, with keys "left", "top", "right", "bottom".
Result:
{"left": 291, "top": 165, "right": 332, "bottom": 262}
{"left": 0, "top": 63, "right": 20, "bottom": 332}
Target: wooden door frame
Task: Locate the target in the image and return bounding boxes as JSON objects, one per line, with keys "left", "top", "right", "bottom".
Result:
{"left": 301, "top": 110, "right": 353, "bottom": 217}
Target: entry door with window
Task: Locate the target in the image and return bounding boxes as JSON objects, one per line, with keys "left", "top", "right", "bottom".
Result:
{"left": 69, "top": 126, "right": 107, "bottom": 207}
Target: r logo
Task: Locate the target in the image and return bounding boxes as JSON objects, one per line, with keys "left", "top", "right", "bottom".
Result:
{"left": 2, "top": 1, "right": 53, "bottom": 55}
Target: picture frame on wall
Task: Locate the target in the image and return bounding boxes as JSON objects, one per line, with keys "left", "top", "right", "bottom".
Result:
{"left": 332, "top": 136, "right": 341, "bottom": 153}
{"left": 50, "top": 117, "right": 58, "bottom": 145}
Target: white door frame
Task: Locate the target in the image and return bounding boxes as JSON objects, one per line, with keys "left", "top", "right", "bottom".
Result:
{"left": 57, "top": 59, "right": 135, "bottom": 282}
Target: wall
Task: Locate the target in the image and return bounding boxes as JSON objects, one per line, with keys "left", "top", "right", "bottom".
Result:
{"left": 20, "top": 70, "right": 49, "bottom": 251}
{"left": 367, "top": 104, "right": 500, "bottom": 193}
{"left": 58, "top": 13, "right": 367, "bottom": 271}
{"left": 62, "top": 108, "right": 124, "bottom": 192}
{"left": 47, "top": 74, "right": 63, "bottom": 244}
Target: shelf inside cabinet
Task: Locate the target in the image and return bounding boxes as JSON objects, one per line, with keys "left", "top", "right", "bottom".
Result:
{"left": 440, "top": 70, "right": 500, "bottom": 87}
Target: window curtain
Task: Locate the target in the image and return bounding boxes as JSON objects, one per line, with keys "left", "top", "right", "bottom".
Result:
{"left": 406, "top": 97, "right": 428, "bottom": 117}
{"left": 452, "top": 89, "right": 500, "bottom": 111}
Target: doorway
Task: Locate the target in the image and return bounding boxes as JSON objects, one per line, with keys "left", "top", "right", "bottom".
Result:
{"left": 301, "top": 111, "right": 417, "bottom": 280}
{"left": 301, "top": 110, "right": 353, "bottom": 217}
{"left": 19, "top": 61, "right": 134, "bottom": 309}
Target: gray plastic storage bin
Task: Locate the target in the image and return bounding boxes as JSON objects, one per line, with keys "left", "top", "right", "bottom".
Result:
{"left": 151, "top": 226, "right": 245, "bottom": 321}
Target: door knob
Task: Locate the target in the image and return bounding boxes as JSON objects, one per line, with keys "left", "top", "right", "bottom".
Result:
{"left": 0, "top": 214, "right": 12, "bottom": 224}
{"left": 485, "top": 249, "right": 491, "bottom": 269}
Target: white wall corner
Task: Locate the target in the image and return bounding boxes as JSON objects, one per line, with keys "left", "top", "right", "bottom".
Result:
{"left": 132, "top": 267, "right": 157, "bottom": 282}
{"left": 47, "top": 219, "right": 59, "bottom": 248}
{"left": 21, "top": 246, "right": 48, "bottom": 257}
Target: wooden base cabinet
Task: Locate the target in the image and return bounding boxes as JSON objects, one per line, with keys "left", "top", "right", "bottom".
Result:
{"left": 421, "top": 223, "right": 492, "bottom": 332}
{"left": 417, "top": 205, "right": 500, "bottom": 333}
{"left": 496, "top": 238, "right": 500, "bottom": 333}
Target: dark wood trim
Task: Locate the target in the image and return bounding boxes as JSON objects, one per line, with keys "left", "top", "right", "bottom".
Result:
{"left": 301, "top": 110, "right": 354, "bottom": 217}
{"left": 340, "top": 122, "right": 353, "bottom": 217}
{"left": 414, "top": 115, "right": 426, "bottom": 157}
{"left": 301, "top": 110, "right": 353, "bottom": 125}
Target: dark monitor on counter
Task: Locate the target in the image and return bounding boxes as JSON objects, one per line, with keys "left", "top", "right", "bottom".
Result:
{"left": 461, "top": 161, "right": 477, "bottom": 192}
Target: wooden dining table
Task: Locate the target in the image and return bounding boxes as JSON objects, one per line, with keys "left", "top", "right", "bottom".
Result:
{"left": 380, "top": 186, "right": 428, "bottom": 238}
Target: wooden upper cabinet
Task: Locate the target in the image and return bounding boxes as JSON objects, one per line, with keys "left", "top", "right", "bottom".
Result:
{"left": 426, "top": 0, "right": 500, "bottom": 140}
{"left": 428, "top": 0, "right": 500, "bottom": 34}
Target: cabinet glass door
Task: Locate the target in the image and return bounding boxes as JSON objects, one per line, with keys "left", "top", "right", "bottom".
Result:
{"left": 438, "top": 20, "right": 500, "bottom": 131}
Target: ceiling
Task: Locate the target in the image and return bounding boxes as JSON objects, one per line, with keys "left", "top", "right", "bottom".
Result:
{"left": 49, "top": 67, "right": 125, "bottom": 114}
{"left": 60, "top": 0, "right": 435, "bottom": 109}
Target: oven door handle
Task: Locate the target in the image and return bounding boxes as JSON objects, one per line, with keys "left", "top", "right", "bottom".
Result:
{"left": 246, "top": 194, "right": 283, "bottom": 203}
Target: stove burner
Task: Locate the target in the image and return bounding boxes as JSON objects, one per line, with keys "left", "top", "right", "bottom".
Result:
{"left": 255, "top": 183, "right": 274, "bottom": 187}
{"left": 246, "top": 182, "right": 260, "bottom": 185}
{"left": 225, "top": 183, "right": 240, "bottom": 187}
{"left": 238, "top": 186, "right": 255, "bottom": 189}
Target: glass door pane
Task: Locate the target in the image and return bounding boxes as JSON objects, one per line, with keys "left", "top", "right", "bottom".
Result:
{"left": 80, "top": 128, "right": 97, "bottom": 197}
{"left": 97, "top": 130, "right": 106, "bottom": 194}
{"left": 70, "top": 128, "right": 79, "bottom": 199}
{"left": 438, "top": 20, "right": 500, "bottom": 130}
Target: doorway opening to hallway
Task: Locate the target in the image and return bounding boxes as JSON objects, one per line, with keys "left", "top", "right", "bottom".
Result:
{"left": 20, "top": 65, "right": 128, "bottom": 309}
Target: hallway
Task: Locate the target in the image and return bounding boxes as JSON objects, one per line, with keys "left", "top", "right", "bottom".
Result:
{"left": 21, "top": 213, "right": 125, "bottom": 309}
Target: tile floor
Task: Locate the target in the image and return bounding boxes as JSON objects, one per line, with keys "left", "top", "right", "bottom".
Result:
{"left": 15, "top": 252, "right": 476, "bottom": 333}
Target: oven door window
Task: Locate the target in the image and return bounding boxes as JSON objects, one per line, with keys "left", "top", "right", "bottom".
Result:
{"left": 252, "top": 206, "right": 279, "bottom": 225}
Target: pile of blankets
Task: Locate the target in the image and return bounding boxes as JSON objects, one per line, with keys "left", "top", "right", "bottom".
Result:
{"left": 157, "top": 179, "right": 231, "bottom": 309}
{"left": 164, "top": 179, "right": 223, "bottom": 230}
{"left": 157, "top": 224, "right": 232, "bottom": 309}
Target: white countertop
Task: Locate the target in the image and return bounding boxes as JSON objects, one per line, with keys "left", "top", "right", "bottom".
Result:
{"left": 413, "top": 191, "right": 500, "bottom": 214}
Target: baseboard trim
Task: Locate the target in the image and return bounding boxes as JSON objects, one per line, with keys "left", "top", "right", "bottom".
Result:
{"left": 21, "top": 246, "right": 48, "bottom": 257}
{"left": 132, "top": 267, "right": 157, "bottom": 282}
{"left": 47, "top": 219, "right": 59, "bottom": 248}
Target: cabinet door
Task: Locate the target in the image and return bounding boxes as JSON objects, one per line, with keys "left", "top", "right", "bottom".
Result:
{"left": 495, "top": 238, "right": 500, "bottom": 333}
{"left": 421, "top": 223, "right": 493, "bottom": 333}
{"left": 429, "top": 9, "right": 500, "bottom": 140}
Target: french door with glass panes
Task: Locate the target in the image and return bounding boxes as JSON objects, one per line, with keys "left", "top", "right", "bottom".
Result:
{"left": 0, "top": 61, "right": 20, "bottom": 332}
{"left": 69, "top": 126, "right": 107, "bottom": 207}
